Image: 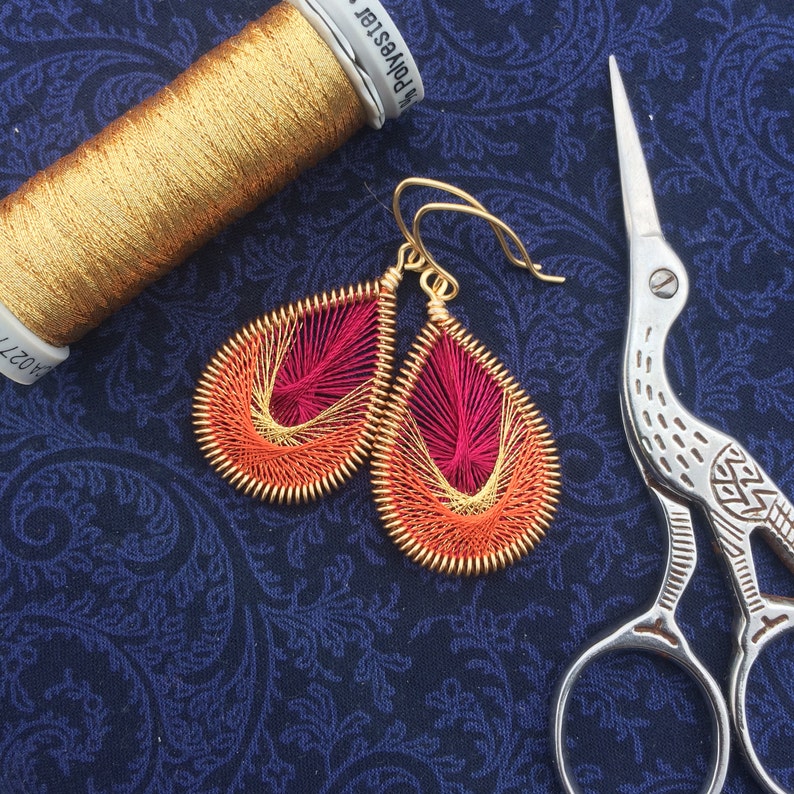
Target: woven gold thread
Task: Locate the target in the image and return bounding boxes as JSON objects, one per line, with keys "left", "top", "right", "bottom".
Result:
{"left": 0, "top": 2, "right": 367, "bottom": 347}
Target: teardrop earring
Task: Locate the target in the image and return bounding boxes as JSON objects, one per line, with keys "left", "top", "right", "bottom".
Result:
{"left": 193, "top": 248, "right": 407, "bottom": 504}
{"left": 371, "top": 192, "right": 564, "bottom": 575}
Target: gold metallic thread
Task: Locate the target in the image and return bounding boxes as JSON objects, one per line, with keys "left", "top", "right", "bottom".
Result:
{"left": 0, "top": 2, "right": 367, "bottom": 347}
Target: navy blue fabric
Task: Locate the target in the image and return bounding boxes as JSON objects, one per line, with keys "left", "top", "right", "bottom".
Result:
{"left": 0, "top": 1, "right": 792, "bottom": 791}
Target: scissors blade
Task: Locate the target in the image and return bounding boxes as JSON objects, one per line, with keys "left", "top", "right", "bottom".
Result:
{"left": 609, "top": 56, "right": 663, "bottom": 240}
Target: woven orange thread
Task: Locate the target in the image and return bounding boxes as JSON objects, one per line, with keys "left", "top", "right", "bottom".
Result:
{"left": 194, "top": 278, "right": 399, "bottom": 503}
{"left": 372, "top": 314, "right": 560, "bottom": 575}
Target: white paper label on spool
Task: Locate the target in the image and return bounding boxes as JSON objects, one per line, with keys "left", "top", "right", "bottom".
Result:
{"left": 0, "top": 301, "right": 69, "bottom": 384}
{"left": 290, "top": 0, "right": 424, "bottom": 128}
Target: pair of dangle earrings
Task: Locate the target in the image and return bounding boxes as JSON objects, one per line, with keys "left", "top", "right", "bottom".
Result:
{"left": 194, "top": 178, "right": 563, "bottom": 575}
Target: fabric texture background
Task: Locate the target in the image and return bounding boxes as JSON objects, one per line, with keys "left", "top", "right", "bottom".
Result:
{"left": 0, "top": 0, "right": 792, "bottom": 791}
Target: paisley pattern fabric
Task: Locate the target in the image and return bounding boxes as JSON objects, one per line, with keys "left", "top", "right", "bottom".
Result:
{"left": 0, "top": 0, "right": 792, "bottom": 791}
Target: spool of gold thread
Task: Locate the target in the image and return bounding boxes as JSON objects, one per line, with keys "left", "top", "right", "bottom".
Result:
{"left": 0, "top": 0, "right": 422, "bottom": 383}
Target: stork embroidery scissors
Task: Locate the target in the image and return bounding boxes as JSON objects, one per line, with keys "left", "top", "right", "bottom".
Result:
{"left": 551, "top": 57, "right": 794, "bottom": 794}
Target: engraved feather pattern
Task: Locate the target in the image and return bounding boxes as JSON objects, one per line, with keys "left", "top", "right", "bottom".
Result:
{"left": 627, "top": 321, "right": 794, "bottom": 615}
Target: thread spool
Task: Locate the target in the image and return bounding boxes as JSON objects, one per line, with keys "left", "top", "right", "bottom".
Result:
{"left": 0, "top": 0, "right": 422, "bottom": 385}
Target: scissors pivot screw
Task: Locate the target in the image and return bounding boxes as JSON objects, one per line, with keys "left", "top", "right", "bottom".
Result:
{"left": 649, "top": 268, "right": 678, "bottom": 298}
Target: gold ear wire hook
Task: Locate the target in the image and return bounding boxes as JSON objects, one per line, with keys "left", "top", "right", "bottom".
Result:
{"left": 393, "top": 178, "right": 565, "bottom": 300}
{"left": 410, "top": 200, "right": 565, "bottom": 303}
{"left": 392, "top": 177, "right": 492, "bottom": 250}
{"left": 393, "top": 178, "right": 498, "bottom": 292}
{"left": 394, "top": 178, "right": 526, "bottom": 265}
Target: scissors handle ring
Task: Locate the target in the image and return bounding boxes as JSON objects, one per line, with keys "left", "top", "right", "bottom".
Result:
{"left": 551, "top": 609, "right": 730, "bottom": 794}
{"left": 728, "top": 599, "right": 794, "bottom": 794}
